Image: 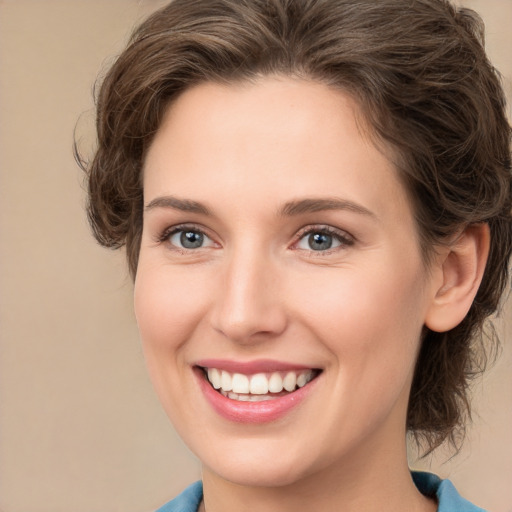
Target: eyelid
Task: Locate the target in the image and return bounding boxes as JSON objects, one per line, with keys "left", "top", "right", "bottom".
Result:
{"left": 157, "top": 223, "right": 218, "bottom": 250}
{"left": 291, "top": 224, "right": 355, "bottom": 253}
{"left": 155, "top": 222, "right": 353, "bottom": 254}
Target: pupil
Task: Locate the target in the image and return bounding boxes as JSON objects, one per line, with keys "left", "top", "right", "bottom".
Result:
{"left": 308, "top": 232, "right": 332, "bottom": 251}
{"left": 181, "top": 231, "right": 203, "bottom": 249}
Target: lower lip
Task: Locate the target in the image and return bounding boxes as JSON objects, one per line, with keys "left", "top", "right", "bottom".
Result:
{"left": 195, "top": 368, "right": 318, "bottom": 424}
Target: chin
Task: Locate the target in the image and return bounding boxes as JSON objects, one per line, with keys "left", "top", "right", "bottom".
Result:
{"left": 197, "top": 437, "right": 325, "bottom": 489}
{"left": 211, "top": 460, "right": 310, "bottom": 488}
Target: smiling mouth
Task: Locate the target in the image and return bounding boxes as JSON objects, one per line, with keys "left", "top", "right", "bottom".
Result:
{"left": 200, "top": 367, "right": 321, "bottom": 402}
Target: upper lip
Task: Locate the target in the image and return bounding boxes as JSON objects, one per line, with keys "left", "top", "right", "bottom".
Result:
{"left": 195, "top": 358, "right": 319, "bottom": 374}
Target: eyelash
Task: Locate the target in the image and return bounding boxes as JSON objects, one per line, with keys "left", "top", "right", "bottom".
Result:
{"left": 156, "top": 224, "right": 354, "bottom": 255}
{"left": 293, "top": 225, "right": 354, "bottom": 255}
{"left": 157, "top": 223, "right": 215, "bottom": 254}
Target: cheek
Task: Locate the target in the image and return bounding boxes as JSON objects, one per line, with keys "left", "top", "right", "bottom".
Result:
{"left": 133, "top": 264, "right": 212, "bottom": 423}
{"left": 302, "top": 266, "right": 427, "bottom": 436}
{"left": 134, "top": 264, "right": 208, "bottom": 356}
{"left": 297, "top": 261, "right": 427, "bottom": 373}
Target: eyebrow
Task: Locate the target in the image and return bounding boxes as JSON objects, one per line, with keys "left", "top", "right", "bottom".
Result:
{"left": 279, "top": 197, "right": 376, "bottom": 218}
{"left": 145, "top": 196, "right": 211, "bottom": 215}
{"left": 144, "top": 195, "right": 375, "bottom": 219}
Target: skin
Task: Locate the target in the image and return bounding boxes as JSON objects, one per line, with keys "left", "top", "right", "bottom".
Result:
{"left": 133, "top": 76, "right": 479, "bottom": 512}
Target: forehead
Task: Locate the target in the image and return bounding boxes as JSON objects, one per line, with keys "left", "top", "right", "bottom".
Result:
{"left": 143, "top": 77, "right": 413, "bottom": 229}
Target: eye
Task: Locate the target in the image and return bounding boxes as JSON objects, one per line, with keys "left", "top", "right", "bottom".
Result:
{"left": 162, "top": 226, "right": 216, "bottom": 250}
{"left": 295, "top": 227, "right": 353, "bottom": 252}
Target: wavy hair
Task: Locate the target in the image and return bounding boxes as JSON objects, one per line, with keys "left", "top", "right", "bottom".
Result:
{"left": 78, "top": 0, "right": 512, "bottom": 454}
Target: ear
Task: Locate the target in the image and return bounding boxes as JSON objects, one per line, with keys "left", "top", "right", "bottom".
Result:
{"left": 425, "top": 223, "right": 490, "bottom": 333}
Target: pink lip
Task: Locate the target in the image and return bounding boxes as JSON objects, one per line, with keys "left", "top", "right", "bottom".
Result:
{"left": 195, "top": 358, "right": 313, "bottom": 374}
{"left": 194, "top": 365, "right": 319, "bottom": 424}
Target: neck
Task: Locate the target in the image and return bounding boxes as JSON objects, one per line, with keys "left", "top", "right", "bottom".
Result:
{"left": 200, "top": 437, "right": 436, "bottom": 512}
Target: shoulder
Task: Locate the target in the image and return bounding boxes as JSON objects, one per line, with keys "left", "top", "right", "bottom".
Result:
{"left": 155, "top": 481, "right": 203, "bottom": 512}
{"left": 412, "top": 471, "right": 487, "bottom": 512}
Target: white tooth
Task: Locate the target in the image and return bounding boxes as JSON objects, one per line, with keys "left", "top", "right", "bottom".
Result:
{"left": 221, "top": 370, "right": 232, "bottom": 391}
{"left": 228, "top": 392, "right": 238, "bottom": 400}
{"left": 208, "top": 368, "right": 221, "bottom": 389}
{"left": 231, "top": 373, "right": 250, "bottom": 394}
{"left": 250, "top": 394, "right": 274, "bottom": 401}
{"left": 250, "top": 373, "right": 269, "bottom": 395}
{"left": 237, "top": 394, "right": 251, "bottom": 401}
{"left": 297, "top": 371, "right": 313, "bottom": 388}
{"left": 268, "top": 372, "right": 284, "bottom": 393}
{"left": 283, "top": 372, "right": 297, "bottom": 391}
{"left": 283, "top": 371, "right": 297, "bottom": 392}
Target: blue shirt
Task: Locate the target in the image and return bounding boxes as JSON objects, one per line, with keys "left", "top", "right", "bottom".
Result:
{"left": 156, "top": 471, "right": 487, "bottom": 512}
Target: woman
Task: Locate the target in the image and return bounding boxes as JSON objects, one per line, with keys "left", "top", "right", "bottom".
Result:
{"left": 80, "top": 0, "right": 512, "bottom": 510}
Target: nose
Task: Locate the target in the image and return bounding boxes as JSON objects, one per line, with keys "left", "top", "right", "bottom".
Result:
{"left": 210, "top": 247, "right": 288, "bottom": 344}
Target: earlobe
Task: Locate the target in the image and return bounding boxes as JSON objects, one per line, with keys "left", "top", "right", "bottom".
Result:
{"left": 425, "top": 223, "right": 490, "bottom": 333}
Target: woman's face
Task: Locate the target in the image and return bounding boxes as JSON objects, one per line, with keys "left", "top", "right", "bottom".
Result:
{"left": 135, "top": 77, "right": 441, "bottom": 487}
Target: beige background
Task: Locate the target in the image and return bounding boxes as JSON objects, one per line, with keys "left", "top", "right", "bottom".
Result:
{"left": 0, "top": 1, "right": 510, "bottom": 511}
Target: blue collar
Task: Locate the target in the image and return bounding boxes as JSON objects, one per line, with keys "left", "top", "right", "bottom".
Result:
{"left": 156, "top": 471, "right": 487, "bottom": 511}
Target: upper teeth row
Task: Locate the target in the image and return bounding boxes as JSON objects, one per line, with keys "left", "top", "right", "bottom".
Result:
{"left": 206, "top": 368, "right": 315, "bottom": 395}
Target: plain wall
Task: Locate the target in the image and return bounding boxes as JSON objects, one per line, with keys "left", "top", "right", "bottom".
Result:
{"left": 0, "top": 1, "right": 510, "bottom": 511}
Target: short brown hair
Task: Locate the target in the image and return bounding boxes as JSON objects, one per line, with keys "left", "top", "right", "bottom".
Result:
{"left": 78, "top": 0, "right": 512, "bottom": 453}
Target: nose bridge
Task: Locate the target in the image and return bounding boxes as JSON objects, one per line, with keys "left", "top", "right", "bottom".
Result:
{"left": 211, "top": 240, "right": 286, "bottom": 343}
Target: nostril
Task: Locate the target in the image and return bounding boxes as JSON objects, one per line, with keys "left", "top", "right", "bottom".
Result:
{"left": 209, "top": 266, "right": 288, "bottom": 342}
{"left": 210, "top": 313, "right": 288, "bottom": 345}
